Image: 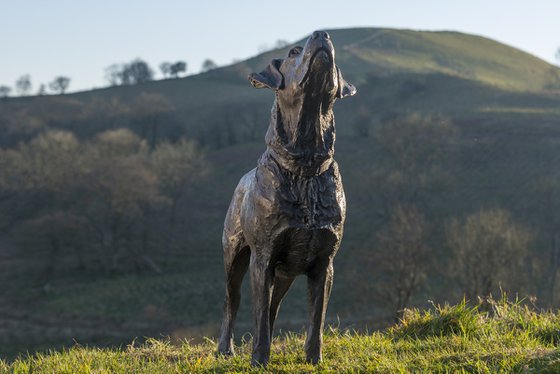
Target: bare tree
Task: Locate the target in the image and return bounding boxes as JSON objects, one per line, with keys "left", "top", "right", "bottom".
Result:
{"left": 159, "top": 62, "right": 172, "bottom": 78}
{"left": 15, "top": 75, "right": 32, "bottom": 96}
{"left": 49, "top": 76, "right": 71, "bottom": 94}
{"left": 14, "top": 211, "right": 86, "bottom": 285}
{"left": 0, "top": 85, "right": 10, "bottom": 98}
{"left": 105, "top": 60, "right": 154, "bottom": 86}
{"left": 131, "top": 93, "right": 173, "bottom": 149}
{"left": 376, "top": 114, "right": 457, "bottom": 176}
{"left": 8, "top": 130, "right": 81, "bottom": 193}
{"left": 151, "top": 139, "right": 208, "bottom": 227}
{"left": 373, "top": 113, "right": 458, "bottom": 212}
{"left": 81, "top": 129, "right": 167, "bottom": 273}
{"left": 81, "top": 96, "right": 130, "bottom": 130}
{"left": 121, "top": 59, "right": 154, "bottom": 85}
{"left": 208, "top": 101, "right": 267, "bottom": 147}
{"left": 446, "top": 208, "right": 532, "bottom": 301}
{"left": 169, "top": 61, "right": 187, "bottom": 78}
{"left": 37, "top": 84, "right": 46, "bottom": 96}
{"left": 105, "top": 64, "right": 123, "bottom": 86}
{"left": 201, "top": 59, "right": 218, "bottom": 72}
{"left": 372, "top": 204, "right": 432, "bottom": 320}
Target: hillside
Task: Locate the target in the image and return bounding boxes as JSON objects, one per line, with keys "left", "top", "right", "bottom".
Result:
{"left": 2, "top": 28, "right": 559, "bottom": 144}
{"left": 2, "top": 27, "right": 560, "bottom": 359}
{"left": 3, "top": 299, "right": 560, "bottom": 373}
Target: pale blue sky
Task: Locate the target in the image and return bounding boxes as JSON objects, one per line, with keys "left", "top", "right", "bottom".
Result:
{"left": 1, "top": 0, "right": 559, "bottom": 93}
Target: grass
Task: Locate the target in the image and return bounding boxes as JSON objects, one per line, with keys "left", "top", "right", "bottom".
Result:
{"left": 4, "top": 298, "right": 560, "bottom": 373}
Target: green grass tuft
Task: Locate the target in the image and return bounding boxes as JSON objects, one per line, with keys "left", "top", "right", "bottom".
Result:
{"left": 390, "top": 299, "right": 482, "bottom": 339}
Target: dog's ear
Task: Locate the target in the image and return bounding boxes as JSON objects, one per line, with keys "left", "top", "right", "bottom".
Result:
{"left": 248, "top": 59, "right": 284, "bottom": 90}
{"left": 336, "top": 67, "right": 357, "bottom": 98}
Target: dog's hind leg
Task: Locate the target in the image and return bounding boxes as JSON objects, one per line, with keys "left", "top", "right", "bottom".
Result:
{"left": 269, "top": 275, "right": 295, "bottom": 339}
{"left": 218, "top": 244, "right": 250, "bottom": 356}
{"left": 218, "top": 171, "right": 254, "bottom": 356}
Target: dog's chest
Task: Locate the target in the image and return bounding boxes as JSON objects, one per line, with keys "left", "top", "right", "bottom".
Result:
{"left": 279, "top": 174, "right": 340, "bottom": 228}
{"left": 256, "top": 156, "right": 345, "bottom": 230}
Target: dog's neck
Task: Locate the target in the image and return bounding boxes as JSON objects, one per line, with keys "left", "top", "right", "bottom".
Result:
{"left": 264, "top": 97, "right": 335, "bottom": 177}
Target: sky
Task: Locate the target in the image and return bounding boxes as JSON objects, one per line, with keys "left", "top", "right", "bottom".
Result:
{"left": 1, "top": 0, "right": 559, "bottom": 93}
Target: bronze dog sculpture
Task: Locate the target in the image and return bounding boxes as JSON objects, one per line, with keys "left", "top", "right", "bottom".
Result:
{"left": 217, "top": 30, "right": 356, "bottom": 367}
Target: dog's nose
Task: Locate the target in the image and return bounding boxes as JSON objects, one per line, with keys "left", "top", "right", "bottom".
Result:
{"left": 312, "top": 31, "right": 330, "bottom": 40}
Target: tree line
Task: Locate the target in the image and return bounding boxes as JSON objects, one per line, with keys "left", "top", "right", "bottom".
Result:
{"left": 0, "top": 37, "right": 302, "bottom": 98}
{"left": 104, "top": 58, "right": 218, "bottom": 86}
{"left": 0, "top": 75, "right": 70, "bottom": 98}
{"left": 1, "top": 57, "right": 220, "bottom": 98}
{"left": 1, "top": 106, "right": 545, "bottom": 320}
{"left": 0, "top": 128, "right": 208, "bottom": 281}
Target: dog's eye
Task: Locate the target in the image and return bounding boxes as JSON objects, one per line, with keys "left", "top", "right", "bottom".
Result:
{"left": 289, "top": 47, "right": 303, "bottom": 57}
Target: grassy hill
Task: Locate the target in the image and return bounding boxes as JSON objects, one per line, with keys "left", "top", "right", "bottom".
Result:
{"left": 3, "top": 28, "right": 559, "bottom": 143}
{"left": 2, "top": 27, "right": 560, "bottom": 359}
{"left": 224, "top": 27, "right": 560, "bottom": 92}
{"left": 4, "top": 299, "right": 560, "bottom": 373}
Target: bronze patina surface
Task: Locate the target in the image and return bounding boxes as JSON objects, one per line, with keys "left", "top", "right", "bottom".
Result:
{"left": 217, "top": 30, "right": 356, "bottom": 367}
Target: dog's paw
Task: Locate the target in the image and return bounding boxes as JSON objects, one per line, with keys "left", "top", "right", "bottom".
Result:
{"left": 216, "top": 342, "right": 235, "bottom": 357}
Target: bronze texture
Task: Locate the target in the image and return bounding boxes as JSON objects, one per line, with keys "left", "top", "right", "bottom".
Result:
{"left": 218, "top": 30, "right": 356, "bottom": 367}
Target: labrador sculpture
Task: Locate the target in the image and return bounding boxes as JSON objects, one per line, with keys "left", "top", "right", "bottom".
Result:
{"left": 217, "top": 30, "right": 356, "bottom": 367}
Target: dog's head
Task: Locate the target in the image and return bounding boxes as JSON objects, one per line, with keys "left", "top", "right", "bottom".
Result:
{"left": 249, "top": 30, "right": 356, "bottom": 110}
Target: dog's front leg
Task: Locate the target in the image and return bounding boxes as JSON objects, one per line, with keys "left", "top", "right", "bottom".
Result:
{"left": 249, "top": 252, "right": 273, "bottom": 367}
{"left": 305, "top": 260, "right": 334, "bottom": 364}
